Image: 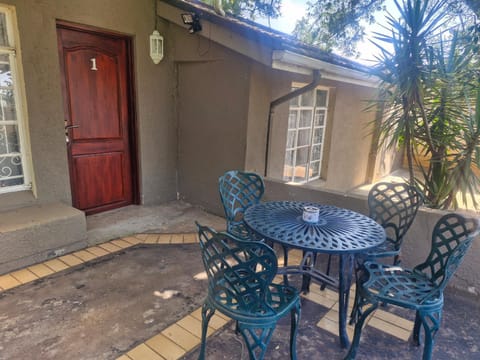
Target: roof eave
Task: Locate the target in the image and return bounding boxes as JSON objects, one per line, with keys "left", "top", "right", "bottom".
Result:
{"left": 272, "top": 50, "right": 380, "bottom": 88}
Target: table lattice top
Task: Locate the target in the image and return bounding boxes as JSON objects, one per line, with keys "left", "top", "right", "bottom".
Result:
{"left": 244, "top": 201, "right": 385, "bottom": 254}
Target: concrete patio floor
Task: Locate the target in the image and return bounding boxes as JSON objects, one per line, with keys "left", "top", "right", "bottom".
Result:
{"left": 0, "top": 201, "right": 478, "bottom": 359}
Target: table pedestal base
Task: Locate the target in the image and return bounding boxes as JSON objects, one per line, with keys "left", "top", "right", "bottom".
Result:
{"left": 277, "top": 251, "right": 355, "bottom": 348}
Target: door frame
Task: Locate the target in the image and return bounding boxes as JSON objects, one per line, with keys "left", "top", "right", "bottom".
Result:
{"left": 56, "top": 20, "right": 140, "bottom": 210}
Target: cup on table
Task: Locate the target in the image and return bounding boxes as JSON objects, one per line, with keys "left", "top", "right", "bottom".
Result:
{"left": 302, "top": 206, "right": 319, "bottom": 223}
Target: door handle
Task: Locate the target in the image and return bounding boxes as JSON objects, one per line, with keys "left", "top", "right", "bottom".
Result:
{"left": 65, "top": 124, "right": 79, "bottom": 143}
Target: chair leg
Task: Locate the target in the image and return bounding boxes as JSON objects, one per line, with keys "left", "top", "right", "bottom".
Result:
{"left": 300, "top": 251, "right": 317, "bottom": 294}
{"left": 344, "top": 299, "right": 378, "bottom": 360}
{"left": 349, "top": 278, "right": 360, "bottom": 325}
{"left": 198, "top": 302, "right": 215, "bottom": 360}
{"left": 413, "top": 311, "right": 422, "bottom": 346}
{"left": 393, "top": 254, "right": 401, "bottom": 265}
{"left": 289, "top": 301, "right": 301, "bottom": 360}
{"left": 282, "top": 245, "right": 289, "bottom": 285}
{"left": 238, "top": 323, "right": 277, "bottom": 360}
{"left": 417, "top": 309, "right": 442, "bottom": 360}
{"left": 320, "top": 254, "right": 332, "bottom": 290}
{"left": 349, "top": 259, "right": 364, "bottom": 325}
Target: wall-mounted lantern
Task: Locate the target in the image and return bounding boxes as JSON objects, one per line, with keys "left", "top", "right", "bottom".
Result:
{"left": 181, "top": 13, "right": 202, "bottom": 34}
{"left": 150, "top": 30, "right": 164, "bottom": 64}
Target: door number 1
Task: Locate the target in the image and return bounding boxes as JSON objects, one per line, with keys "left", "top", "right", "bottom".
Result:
{"left": 90, "top": 58, "right": 98, "bottom": 71}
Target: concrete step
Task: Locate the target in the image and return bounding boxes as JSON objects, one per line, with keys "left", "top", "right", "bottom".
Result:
{"left": 0, "top": 202, "right": 87, "bottom": 274}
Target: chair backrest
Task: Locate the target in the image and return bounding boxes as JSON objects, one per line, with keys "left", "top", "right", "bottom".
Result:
{"left": 197, "top": 223, "right": 278, "bottom": 315}
{"left": 368, "top": 182, "right": 424, "bottom": 249}
{"left": 218, "top": 170, "right": 265, "bottom": 233}
{"left": 414, "top": 213, "right": 479, "bottom": 290}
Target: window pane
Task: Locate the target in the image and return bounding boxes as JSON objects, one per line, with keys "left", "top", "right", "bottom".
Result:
{"left": 0, "top": 54, "right": 12, "bottom": 87}
{"left": 300, "top": 90, "right": 313, "bottom": 106}
{"left": 0, "top": 125, "right": 19, "bottom": 153}
{"left": 288, "top": 110, "right": 297, "bottom": 128}
{"left": 286, "top": 130, "right": 296, "bottom": 149}
{"left": 314, "top": 109, "right": 325, "bottom": 126}
{"left": 299, "top": 110, "right": 312, "bottom": 127}
{"left": 293, "top": 167, "right": 307, "bottom": 182}
{"left": 290, "top": 88, "right": 299, "bottom": 106}
{"left": 0, "top": 13, "right": 8, "bottom": 47}
{"left": 0, "top": 155, "right": 23, "bottom": 186}
{"left": 297, "top": 129, "right": 311, "bottom": 147}
{"left": 285, "top": 149, "right": 294, "bottom": 167}
{"left": 316, "top": 90, "right": 328, "bottom": 107}
{"left": 296, "top": 147, "right": 309, "bottom": 166}
{"left": 310, "top": 161, "right": 320, "bottom": 178}
{"left": 313, "top": 128, "right": 323, "bottom": 144}
{"left": 311, "top": 145, "right": 322, "bottom": 161}
{"left": 283, "top": 150, "right": 295, "bottom": 181}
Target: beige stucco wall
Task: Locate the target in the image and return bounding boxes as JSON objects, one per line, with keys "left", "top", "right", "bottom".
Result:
{"left": 323, "top": 81, "right": 378, "bottom": 190}
{"left": 0, "top": 0, "right": 177, "bottom": 212}
{"left": 244, "top": 61, "right": 272, "bottom": 175}
{"left": 172, "top": 25, "right": 251, "bottom": 212}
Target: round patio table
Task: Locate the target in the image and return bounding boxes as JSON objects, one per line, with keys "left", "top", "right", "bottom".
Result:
{"left": 244, "top": 201, "right": 385, "bottom": 348}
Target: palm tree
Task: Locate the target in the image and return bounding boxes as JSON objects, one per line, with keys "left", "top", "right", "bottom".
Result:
{"left": 372, "top": 0, "right": 480, "bottom": 209}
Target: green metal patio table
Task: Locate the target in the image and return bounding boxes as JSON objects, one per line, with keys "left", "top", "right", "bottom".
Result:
{"left": 243, "top": 201, "right": 385, "bottom": 348}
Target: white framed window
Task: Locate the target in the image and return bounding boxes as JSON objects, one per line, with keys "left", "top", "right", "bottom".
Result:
{"left": 0, "top": 5, "right": 32, "bottom": 193}
{"left": 283, "top": 85, "right": 329, "bottom": 184}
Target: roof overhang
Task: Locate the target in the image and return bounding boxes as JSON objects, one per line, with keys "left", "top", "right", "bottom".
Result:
{"left": 272, "top": 50, "right": 380, "bottom": 88}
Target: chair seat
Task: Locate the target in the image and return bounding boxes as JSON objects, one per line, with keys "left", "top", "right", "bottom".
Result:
{"left": 362, "top": 261, "right": 442, "bottom": 310}
{"left": 209, "top": 282, "right": 300, "bottom": 323}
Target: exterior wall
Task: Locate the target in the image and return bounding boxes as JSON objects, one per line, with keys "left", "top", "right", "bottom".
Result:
{"left": 0, "top": 0, "right": 177, "bottom": 212}
{"left": 173, "top": 25, "right": 251, "bottom": 212}
{"left": 323, "top": 81, "right": 377, "bottom": 190}
{"left": 244, "top": 61, "right": 272, "bottom": 175}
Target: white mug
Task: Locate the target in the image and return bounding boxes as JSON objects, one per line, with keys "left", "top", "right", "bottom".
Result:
{"left": 302, "top": 206, "right": 319, "bottom": 223}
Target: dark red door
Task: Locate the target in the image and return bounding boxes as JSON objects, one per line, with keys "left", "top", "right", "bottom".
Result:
{"left": 57, "top": 24, "right": 137, "bottom": 215}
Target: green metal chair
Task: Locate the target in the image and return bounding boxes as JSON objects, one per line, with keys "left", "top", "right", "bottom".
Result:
{"left": 323, "top": 182, "right": 423, "bottom": 293}
{"left": 218, "top": 170, "right": 265, "bottom": 240}
{"left": 348, "top": 182, "right": 423, "bottom": 320}
{"left": 197, "top": 223, "right": 301, "bottom": 360}
{"left": 344, "top": 213, "right": 479, "bottom": 360}
{"left": 365, "top": 182, "right": 424, "bottom": 264}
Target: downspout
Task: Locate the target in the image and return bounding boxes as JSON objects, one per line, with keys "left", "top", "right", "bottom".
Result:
{"left": 264, "top": 70, "right": 322, "bottom": 177}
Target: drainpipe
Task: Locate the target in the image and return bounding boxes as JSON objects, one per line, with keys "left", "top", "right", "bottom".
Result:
{"left": 264, "top": 70, "right": 322, "bottom": 177}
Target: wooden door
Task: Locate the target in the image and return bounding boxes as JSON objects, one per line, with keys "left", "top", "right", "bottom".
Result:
{"left": 57, "top": 24, "right": 137, "bottom": 215}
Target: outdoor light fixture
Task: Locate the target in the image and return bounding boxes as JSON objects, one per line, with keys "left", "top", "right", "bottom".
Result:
{"left": 149, "top": 30, "right": 164, "bottom": 64}
{"left": 181, "top": 12, "right": 202, "bottom": 34}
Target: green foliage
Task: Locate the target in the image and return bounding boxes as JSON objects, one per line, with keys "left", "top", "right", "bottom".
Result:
{"left": 293, "top": 0, "right": 386, "bottom": 56}
{"left": 201, "top": 0, "right": 281, "bottom": 19}
{"left": 292, "top": 0, "right": 478, "bottom": 57}
{"left": 373, "top": 0, "right": 480, "bottom": 209}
